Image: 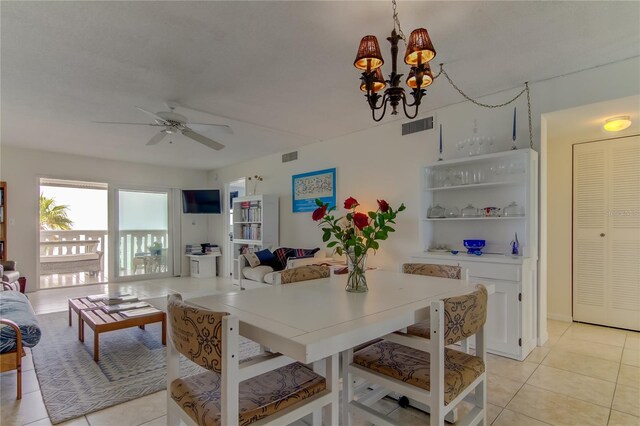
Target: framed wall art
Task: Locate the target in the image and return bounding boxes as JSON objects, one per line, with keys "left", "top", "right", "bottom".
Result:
{"left": 292, "top": 168, "right": 336, "bottom": 213}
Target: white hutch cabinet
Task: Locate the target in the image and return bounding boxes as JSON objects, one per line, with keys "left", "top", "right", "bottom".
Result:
{"left": 412, "top": 149, "right": 539, "bottom": 360}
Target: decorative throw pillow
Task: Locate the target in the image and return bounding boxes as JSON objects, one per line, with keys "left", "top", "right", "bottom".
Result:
{"left": 272, "top": 247, "right": 320, "bottom": 271}
{"left": 254, "top": 249, "right": 276, "bottom": 266}
{"left": 244, "top": 252, "right": 261, "bottom": 268}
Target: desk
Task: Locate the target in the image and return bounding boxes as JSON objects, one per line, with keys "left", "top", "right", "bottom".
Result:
{"left": 189, "top": 270, "right": 488, "bottom": 424}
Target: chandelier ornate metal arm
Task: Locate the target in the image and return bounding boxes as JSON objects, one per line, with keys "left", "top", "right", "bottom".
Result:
{"left": 354, "top": 1, "right": 435, "bottom": 122}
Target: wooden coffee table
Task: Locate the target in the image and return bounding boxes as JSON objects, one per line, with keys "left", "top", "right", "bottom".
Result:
{"left": 68, "top": 297, "right": 107, "bottom": 341}
{"left": 80, "top": 308, "right": 166, "bottom": 362}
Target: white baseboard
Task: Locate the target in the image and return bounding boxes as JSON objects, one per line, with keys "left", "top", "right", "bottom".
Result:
{"left": 547, "top": 313, "right": 573, "bottom": 322}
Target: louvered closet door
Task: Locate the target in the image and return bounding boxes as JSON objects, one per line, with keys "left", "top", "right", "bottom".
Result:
{"left": 573, "top": 136, "right": 640, "bottom": 331}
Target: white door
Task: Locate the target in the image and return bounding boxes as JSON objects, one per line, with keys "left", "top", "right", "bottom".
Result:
{"left": 573, "top": 136, "right": 640, "bottom": 330}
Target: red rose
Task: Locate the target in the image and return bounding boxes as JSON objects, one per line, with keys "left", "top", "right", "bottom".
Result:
{"left": 353, "top": 212, "right": 369, "bottom": 230}
{"left": 344, "top": 197, "right": 359, "bottom": 209}
{"left": 377, "top": 199, "right": 390, "bottom": 213}
{"left": 312, "top": 205, "right": 327, "bottom": 221}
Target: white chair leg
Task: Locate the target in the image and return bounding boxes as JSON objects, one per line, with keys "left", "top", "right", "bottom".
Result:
{"left": 461, "top": 338, "right": 469, "bottom": 354}
{"left": 312, "top": 360, "right": 324, "bottom": 426}
{"left": 341, "top": 349, "right": 354, "bottom": 426}
{"left": 324, "top": 354, "right": 339, "bottom": 425}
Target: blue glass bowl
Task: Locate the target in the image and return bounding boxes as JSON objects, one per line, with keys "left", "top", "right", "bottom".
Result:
{"left": 463, "top": 239, "right": 486, "bottom": 250}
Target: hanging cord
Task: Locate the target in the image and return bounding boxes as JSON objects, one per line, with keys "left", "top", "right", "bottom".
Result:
{"left": 391, "top": 0, "right": 407, "bottom": 45}
{"left": 434, "top": 64, "right": 534, "bottom": 148}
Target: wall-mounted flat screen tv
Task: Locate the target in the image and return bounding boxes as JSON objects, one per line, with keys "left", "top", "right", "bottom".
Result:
{"left": 182, "top": 189, "right": 221, "bottom": 214}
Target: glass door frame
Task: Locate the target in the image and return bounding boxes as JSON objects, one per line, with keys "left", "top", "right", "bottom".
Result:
{"left": 108, "top": 184, "right": 174, "bottom": 282}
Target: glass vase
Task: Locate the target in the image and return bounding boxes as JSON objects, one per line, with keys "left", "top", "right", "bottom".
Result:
{"left": 345, "top": 249, "right": 368, "bottom": 293}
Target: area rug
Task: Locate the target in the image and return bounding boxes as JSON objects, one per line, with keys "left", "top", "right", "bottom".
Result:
{"left": 32, "top": 311, "right": 261, "bottom": 424}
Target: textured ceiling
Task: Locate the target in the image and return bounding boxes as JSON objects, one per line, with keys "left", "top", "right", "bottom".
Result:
{"left": 1, "top": 1, "right": 639, "bottom": 169}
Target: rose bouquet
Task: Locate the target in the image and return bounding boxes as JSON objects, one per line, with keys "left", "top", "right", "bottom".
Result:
{"left": 312, "top": 196, "right": 405, "bottom": 292}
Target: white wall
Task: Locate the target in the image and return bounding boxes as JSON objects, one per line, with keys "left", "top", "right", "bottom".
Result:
{"left": 0, "top": 146, "right": 209, "bottom": 289}
{"left": 209, "top": 57, "right": 640, "bottom": 320}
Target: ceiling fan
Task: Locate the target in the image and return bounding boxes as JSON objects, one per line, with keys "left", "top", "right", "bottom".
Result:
{"left": 93, "top": 103, "right": 231, "bottom": 150}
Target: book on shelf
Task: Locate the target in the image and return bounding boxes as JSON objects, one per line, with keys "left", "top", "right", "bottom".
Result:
{"left": 102, "top": 301, "right": 150, "bottom": 313}
{"left": 120, "top": 307, "right": 161, "bottom": 318}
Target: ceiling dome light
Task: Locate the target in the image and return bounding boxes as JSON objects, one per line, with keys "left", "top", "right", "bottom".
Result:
{"left": 603, "top": 116, "right": 632, "bottom": 132}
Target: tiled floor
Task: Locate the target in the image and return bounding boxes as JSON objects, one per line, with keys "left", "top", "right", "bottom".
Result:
{"left": 39, "top": 272, "right": 108, "bottom": 289}
{"left": 1, "top": 277, "right": 639, "bottom": 425}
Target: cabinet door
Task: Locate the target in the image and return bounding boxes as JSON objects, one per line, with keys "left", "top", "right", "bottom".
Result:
{"left": 471, "top": 276, "right": 521, "bottom": 358}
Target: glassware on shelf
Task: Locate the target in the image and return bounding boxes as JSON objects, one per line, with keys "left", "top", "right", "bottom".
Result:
{"left": 427, "top": 204, "right": 446, "bottom": 218}
{"left": 503, "top": 201, "right": 525, "bottom": 217}
{"left": 461, "top": 204, "right": 479, "bottom": 217}
{"left": 445, "top": 206, "right": 460, "bottom": 218}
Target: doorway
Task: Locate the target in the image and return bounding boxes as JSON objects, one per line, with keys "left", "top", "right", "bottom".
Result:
{"left": 573, "top": 136, "right": 640, "bottom": 330}
{"left": 225, "top": 178, "right": 246, "bottom": 277}
{"left": 39, "top": 178, "right": 109, "bottom": 289}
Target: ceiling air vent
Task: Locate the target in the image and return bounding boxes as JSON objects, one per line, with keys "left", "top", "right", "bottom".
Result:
{"left": 282, "top": 151, "right": 298, "bottom": 163}
{"left": 402, "top": 116, "right": 433, "bottom": 136}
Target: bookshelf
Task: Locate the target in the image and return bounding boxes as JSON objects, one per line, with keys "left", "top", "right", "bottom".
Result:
{"left": 231, "top": 194, "right": 279, "bottom": 282}
{"left": 0, "top": 181, "right": 6, "bottom": 261}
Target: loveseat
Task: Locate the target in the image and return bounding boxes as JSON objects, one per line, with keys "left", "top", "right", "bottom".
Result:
{"left": 0, "top": 260, "right": 21, "bottom": 290}
{"left": 238, "top": 247, "right": 332, "bottom": 287}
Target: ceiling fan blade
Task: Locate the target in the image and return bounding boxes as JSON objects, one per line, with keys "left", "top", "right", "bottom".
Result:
{"left": 135, "top": 106, "right": 168, "bottom": 124}
{"left": 146, "top": 132, "right": 167, "bottom": 146}
{"left": 93, "top": 121, "right": 161, "bottom": 126}
{"left": 189, "top": 123, "right": 233, "bottom": 134}
{"left": 182, "top": 128, "right": 225, "bottom": 150}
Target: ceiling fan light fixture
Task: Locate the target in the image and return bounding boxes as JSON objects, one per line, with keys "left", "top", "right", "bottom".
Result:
{"left": 603, "top": 116, "right": 632, "bottom": 132}
{"left": 360, "top": 68, "right": 387, "bottom": 93}
{"left": 404, "top": 28, "right": 436, "bottom": 65}
{"left": 354, "top": 35, "right": 384, "bottom": 71}
{"left": 406, "top": 65, "right": 433, "bottom": 89}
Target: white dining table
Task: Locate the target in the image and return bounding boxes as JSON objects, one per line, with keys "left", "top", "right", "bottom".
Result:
{"left": 188, "top": 269, "right": 489, "bottom": 425}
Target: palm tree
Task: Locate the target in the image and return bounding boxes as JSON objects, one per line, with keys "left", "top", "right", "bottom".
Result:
{"left": 39, "top": 194, "right": 73, "bottom": 230}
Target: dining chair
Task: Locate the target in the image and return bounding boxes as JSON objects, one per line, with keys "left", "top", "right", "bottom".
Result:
{"left": 275, "top": 265, "right": 330, "bottom": 285}
{"left": 343, "top": 285, "right": 489, "bottom": 426}
{"left": 166, "top": 293, "right": 333, "bottom": 426}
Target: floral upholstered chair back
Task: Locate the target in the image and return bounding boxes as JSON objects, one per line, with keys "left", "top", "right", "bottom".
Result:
{"left": 402, "top": 263, "right": 462, "bottom": 280}
{"left": 442, "top": 285, "right": 488, "bottom": 345}
{"left": 279, "top": 265, "right": 330, "bottom": 284}
{"left": 167, "top": 294, "right": 229, "bottom": 373}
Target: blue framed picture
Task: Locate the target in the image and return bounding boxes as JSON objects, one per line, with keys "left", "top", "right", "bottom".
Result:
{"left": 292, "top": 168, "right": 336, "bottom": 213}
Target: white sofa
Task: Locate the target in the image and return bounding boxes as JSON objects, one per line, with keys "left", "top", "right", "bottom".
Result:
{"left": 238, "top": 249, "right": 332, "bottom": 287}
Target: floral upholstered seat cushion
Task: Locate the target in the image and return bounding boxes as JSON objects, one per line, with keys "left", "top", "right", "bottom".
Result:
{"left": 279, "top": 265, "right": 330, "bottom": 284}
{"left": 406, "top": 319, "right": 431, "bottom": 339}
{"left": 170, "top": 362, "right": 326, "bottom": 426}
{"left": 353, "top": 341, "right": 484, "bottom": 405}
{"left": 402, "top": 263, "right": 462, "bottom": 279}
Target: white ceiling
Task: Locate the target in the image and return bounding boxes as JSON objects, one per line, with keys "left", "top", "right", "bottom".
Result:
{"left": 2, "top": 1, "right": 639, "bottom": 170}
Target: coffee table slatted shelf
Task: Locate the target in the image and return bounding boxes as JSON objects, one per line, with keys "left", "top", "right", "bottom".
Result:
{"left": 78, "top": 303, "right": 166, "bottom": 362}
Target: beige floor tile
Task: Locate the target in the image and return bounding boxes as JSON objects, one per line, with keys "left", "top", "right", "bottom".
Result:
{"left": 85, "top": 390, "right": 167, "bottom": 426}
{"left": 622, "top": 349, "right": 640, "bottom": 367}
{"left": 525, "top": 346, "right": 551, "bottom": 364}
{"left": 486, "top": 354, "right": 539, "bottom": 384}
{"left": 492, "top": 408, "right": 551, "bottom": 426}
{"left": 22, "top": 350, "right": 35, "bottom": 372}
{"left": 613, "top": 384, "right": 640, "bottom": 418}
{"left": 527, "top": 365, "right": 616, "bottom": 407}
{"left": 618, "top": 365, "right": 640, "bottom": 390}
{"left": 23, "top": 416, "right": 90, "bottom": 426}
{"left": 137, "top": 416, "right": 166, "bottom": 426}
{"left": 487, "top": 403, "right": 502, "bottom": 424}
{"left": 555, "top": 337, "right": 624, "bottom": 362}
{"left": 542, "top": 350, "right": 620, "bottom": 382}
{"left": 564, "top": 323, "right": 627, "bottom": 347}
{"left": 0, "top": 369, "right": 41, "bottom": 403}
{"left": 547, "top": 320, "right": 572, "bottom": 337}
{"left": 626, "top": 333, "right": 640, "bottom": 350}
{"left": 506, "top": 384, "right": 610, "bottom": 426}
{"left": 387, "top": 405, "right": 430, "bottom": 425}
{"left": 487, "top": 373, "right": 523, "bottom": 407}
{"left": 0, "top": 391, "right": 50, "bottom": 426}
{"left": 543, "top": 333, "right": 562, "bottom": 348}
{"left": 608, "top": 410, "right": 640, "bottom": 426}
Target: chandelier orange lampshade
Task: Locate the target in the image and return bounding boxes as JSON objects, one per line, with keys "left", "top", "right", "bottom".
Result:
{"left": 406, "top": 65, "right": 433, "bottom": 89}
{"left": 404, "top": 28, "right": 436, "bottom": 65}
{"left": 360, "top": 68, "right": 387, "bottom": 93}
{"left": 354, "top": 35, "right": 384, "bottom": 71}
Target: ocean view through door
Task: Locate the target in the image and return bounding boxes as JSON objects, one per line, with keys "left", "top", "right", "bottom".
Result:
{"left": 116, "top": 189, "right": 171, "bottom": 278}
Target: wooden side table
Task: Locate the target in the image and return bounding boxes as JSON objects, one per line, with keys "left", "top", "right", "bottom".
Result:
{"left": 68, "top": 297, "right": 106, "bottom": 341}
{"left": 80, "top": 309, "right": 166, "bottom": 362}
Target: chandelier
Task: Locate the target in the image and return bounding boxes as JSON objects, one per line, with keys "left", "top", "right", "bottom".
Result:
{"left": 354, "top": 0, "right": 436, "bottom": 122}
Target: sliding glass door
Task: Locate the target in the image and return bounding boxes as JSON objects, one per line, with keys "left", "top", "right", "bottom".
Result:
{"left": 115, "top": 188, "right": 172, "bottom": 278}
